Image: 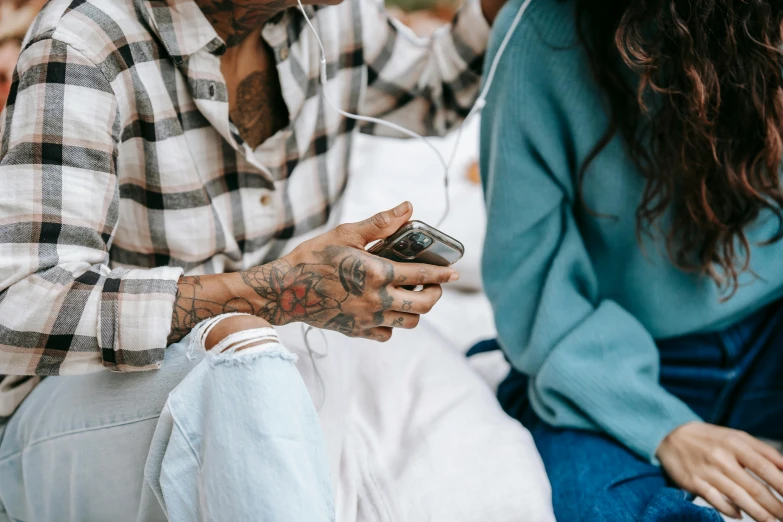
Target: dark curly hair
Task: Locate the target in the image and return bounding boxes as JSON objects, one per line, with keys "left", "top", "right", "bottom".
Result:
{"left": 575, "top": 0, "right": 783, "bottom": 296}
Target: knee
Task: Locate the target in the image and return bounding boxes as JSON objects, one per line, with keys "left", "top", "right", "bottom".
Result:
{"left": 531, "top": 426, "right": 668, "bottom": 522}
{"left": 204, "top": 315, "right": 274, "bottom": 351}
{"left": 190, "top": 314, "right": 297, "bottom": 370}
{"left": 578, "top": 473, "right": 667, "bottom": 522}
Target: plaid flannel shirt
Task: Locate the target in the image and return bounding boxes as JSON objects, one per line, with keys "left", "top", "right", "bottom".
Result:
{"left": 0, "top": 0, "right": 488, "bottom": 389}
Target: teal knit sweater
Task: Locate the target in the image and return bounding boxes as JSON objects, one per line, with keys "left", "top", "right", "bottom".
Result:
{"left": 479, "top": 0, "right": 783, "bottom": 463}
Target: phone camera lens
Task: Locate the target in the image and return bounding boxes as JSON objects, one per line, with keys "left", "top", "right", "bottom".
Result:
{"left": 394, "top": 240, "right": 409, "bottom": 252}
{"left": 409, "top": 233, "right": 423, "bottom": 242}
{"left": 411, "top": 242, "right": 425, "bottom": 253}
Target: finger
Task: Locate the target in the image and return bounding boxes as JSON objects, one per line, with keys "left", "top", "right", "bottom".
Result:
{"left": 741, "top": 433, "right": 783, "bottom": 470}
{"left": 722, "top": 458, "right": 783, "bottom": 520}
{"left": 390, "top": 285, "right": 443, "bottom": 314}
{"left": 694, "top": 479, "right": 742, "bottom": 519}
{"left": 737, "top": 446, "right": 783, "bottom": 499}
{"left": 392, "top": 262, "right": 459, "bottom": 287}
{"left": 335, "top": 202, "right": 413, "bottom": 247}
{"left": 709, "top": 470, "right": 776, "bottom": 522}
{"left": 360, "top": 326, "right": 393, "bottom": 342}
{"left": 382, "top": 312, "right": 421, "bottom": 329}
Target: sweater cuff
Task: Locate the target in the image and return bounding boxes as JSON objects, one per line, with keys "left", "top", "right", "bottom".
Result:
{"left": 645, "top": 409, "right": 703, "bottom": 466}
{"left": 97, "top": 266, "right": 183, "bottom": 371}
{"left": 600, "top": 389, "right": 703, "bottom": 465}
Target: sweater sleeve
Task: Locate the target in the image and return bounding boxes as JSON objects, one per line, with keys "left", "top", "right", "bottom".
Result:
{"left": 479, "top": 5, "right": 700, "bottom": 463}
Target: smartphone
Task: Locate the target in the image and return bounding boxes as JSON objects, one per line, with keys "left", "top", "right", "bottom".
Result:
{"left": 367, "top": 220, "right": 464, "bottom": 267}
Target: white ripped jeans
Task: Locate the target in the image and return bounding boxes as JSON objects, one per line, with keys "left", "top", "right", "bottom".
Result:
{"left": 0, "top": 315, "right": 555, "bottom": 522}
{"left": 0, "top": 318, "right": 334, "bottom": 522}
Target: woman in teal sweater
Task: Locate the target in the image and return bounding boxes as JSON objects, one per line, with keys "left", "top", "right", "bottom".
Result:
{"left": 480, "top": 0, "right": 783, "bottom": 520}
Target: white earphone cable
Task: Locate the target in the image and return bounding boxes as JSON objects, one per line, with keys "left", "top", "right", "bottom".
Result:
{"left": 442, "top": 0, "right": 533, "bottom": 178}
{"left": 294, "top": 0, "right": 531, "bottom": 222}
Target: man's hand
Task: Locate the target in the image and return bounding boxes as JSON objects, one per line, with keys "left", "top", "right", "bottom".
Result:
{"left": 240, "top": 201, "right": 459, "bottom": 341}
{"left": 481, "top": 0, "right": 508, "bottom": 25}
{"left": 167, "top": 202, "right": 459, "bottom": 344}
{"left": 657, "top": 422, "right": 783, "bottom": 522}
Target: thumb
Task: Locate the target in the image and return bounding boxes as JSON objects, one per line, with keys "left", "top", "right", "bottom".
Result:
{"left": 339, "top": 201, "right": 413, "bottom": 247}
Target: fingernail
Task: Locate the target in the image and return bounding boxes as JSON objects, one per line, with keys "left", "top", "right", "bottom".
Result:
{"left": 448, "top": 272, "right": 460, "bottom": 282}
{"left": 393, "top": 201, "right": 410, "bottom": 217}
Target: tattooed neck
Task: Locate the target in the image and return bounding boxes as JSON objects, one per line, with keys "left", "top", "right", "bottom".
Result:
{"left": 229, "top": 68, "right": 289, "bottom": 148}
{"left": 196, "top": 0, "right": 289, "bottom": 47}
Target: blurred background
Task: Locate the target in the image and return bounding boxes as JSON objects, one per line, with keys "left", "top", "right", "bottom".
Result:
{"left": 0, "top": 0, "right": 45, "bottom": 109}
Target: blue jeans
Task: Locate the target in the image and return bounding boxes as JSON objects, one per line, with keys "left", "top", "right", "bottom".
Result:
{"left": 0, "top": 333, "right": 334, "bottom": 522}
{"left": 470, "top": 301, "right": 783, "bottom": 522}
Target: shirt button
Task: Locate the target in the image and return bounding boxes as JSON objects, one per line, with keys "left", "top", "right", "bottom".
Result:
{"left": 208, "top": 82, "right": 217, "bottom": 99}
{"left": 279, "top": 47, "right": 289, "bottom": 61}
{"left": 260, "top": 194, "right": 272, "bottom": 206}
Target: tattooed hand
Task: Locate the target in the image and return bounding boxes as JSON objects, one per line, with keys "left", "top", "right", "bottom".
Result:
{"left": 167, "top": 202, "right": 458, "bottom": 344}
{"left": 241, "top": 202, "right": 458, "bottom": 341}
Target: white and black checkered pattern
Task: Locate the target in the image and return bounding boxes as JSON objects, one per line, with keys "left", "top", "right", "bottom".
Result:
{"left": 0, "top": 0, "right": 488, "bottom": 382}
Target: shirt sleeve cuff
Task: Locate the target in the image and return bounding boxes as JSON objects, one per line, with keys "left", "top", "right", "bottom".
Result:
{"left": 98, "top": 266, "right": 183, "bottom": 372}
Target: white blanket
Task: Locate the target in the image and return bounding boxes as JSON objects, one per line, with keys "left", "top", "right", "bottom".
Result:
{"left": 275, "top": 320, "right": 552, "bottom": 522}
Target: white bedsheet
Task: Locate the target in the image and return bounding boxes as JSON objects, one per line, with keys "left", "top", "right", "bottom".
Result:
{"left": 276, "top": 320, "right": 552, "bottom": 522}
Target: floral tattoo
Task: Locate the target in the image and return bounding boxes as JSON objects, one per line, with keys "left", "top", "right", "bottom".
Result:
{"left": 168, "top": 246, "right": 408, "bottom": 345}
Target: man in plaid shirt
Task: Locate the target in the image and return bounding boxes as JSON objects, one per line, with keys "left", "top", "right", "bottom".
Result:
{"left": 0, "top": 0, "right": 506, "bottom": 518}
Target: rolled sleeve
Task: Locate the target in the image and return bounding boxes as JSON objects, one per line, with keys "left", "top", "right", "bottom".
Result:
{"left": 98, "top": 267, "right": 183, "bottom": 372}
{"left": 0, "top": 37, "right": 181, "bottom": 376}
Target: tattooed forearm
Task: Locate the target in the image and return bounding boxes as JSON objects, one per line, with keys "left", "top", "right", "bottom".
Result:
{"left": 196, "top": 0, "right": 289, "bottom": 47}
{"left": 167, "top": 242, "right": 430, "bottom": 345}
{"left": 168, "top": 275, "right": 257, "bottom": 345}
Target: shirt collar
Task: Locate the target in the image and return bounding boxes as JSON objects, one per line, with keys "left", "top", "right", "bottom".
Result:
{"left": 136, "top": 0, "right": 311, "bottom": 66}
{"left": 136, "top": 0, "right": 225, "bottom": 65}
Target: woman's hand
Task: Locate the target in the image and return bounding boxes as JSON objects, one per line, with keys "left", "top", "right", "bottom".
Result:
{"left": 239, "top": 202, "right": 458, "bottom": 342}
{"left": 657, "top": 422, "right": 783, "bottom": 522}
